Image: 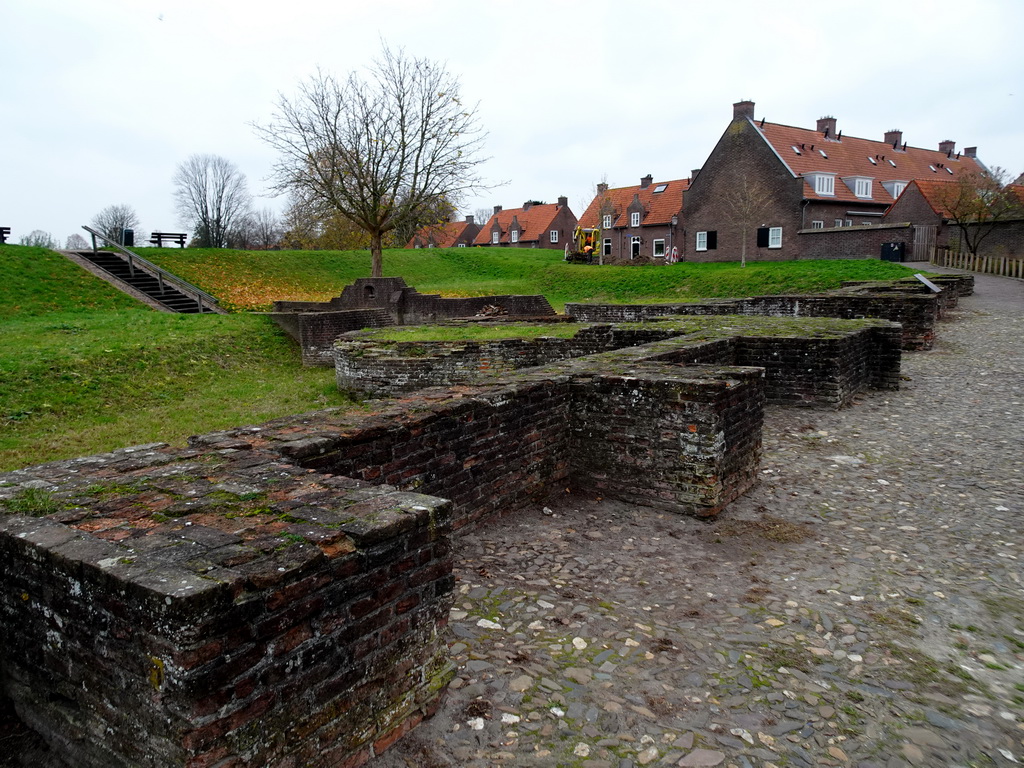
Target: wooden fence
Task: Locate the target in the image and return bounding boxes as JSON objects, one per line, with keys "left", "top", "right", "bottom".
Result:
{"left": 931, "top": 248, "right": 1024, "bottom": 279}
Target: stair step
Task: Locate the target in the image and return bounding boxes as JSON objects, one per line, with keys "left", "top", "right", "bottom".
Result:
{"left": 80, "top": 251, "right": 212, "bottom": 314}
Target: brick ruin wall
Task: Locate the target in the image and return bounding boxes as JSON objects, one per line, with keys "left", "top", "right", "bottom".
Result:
{"left": 1, "top": 330, "right": 806, "bottom": 767}
{"left": 335, "top": 321, "right": 902, "bottom": 409}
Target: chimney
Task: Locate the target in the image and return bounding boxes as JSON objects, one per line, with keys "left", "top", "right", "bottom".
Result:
{"left": 557, "top": 195, "right": 568, "bottom": 207}
{"left": 964, "top": 146, "right": 977, "bottom": 158}
{"left": 733, "top": 100, "right": 755, "bottom": 121}
{"left": 691, "top": 168, "right": 702, "bottom": 180}
{"left": 939, "top": 139, "right": 956, "bottom": 155}
{"left": 640, "top": 174, "right": 653, "bottom": 189}
{"left": 466, "top": 215, "right": 475, "bottom": 224}
{"left": 493, "top": 205, "right": 502, "bottom": 214}
{"left": 884, "top": 129, "right": 903, "bottom": 148}
{"left": 523, "top": 201, "right": 532, "bottom": 211}
{"left": 817, "top": 116, "right": 837, "bottom": 138}
{"left": 596, "top": 182, "right": 609, "bottom": 195}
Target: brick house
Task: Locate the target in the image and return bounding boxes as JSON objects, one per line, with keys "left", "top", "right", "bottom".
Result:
{"left": 406, "top": 215, "right": 481, "bottom": 248}
{"left": 472, "top": 198, "right": 577, "bottom": 249}
{"left": 681, "top": 100, "right": 988, "bottom": 262}
{"left": 577, "top": 175, "right": 688, "bottom": 263}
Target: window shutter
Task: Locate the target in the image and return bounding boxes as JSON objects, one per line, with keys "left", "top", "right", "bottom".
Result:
{"left": 707, "top": 231, "right": 718, "bottom": 250}
{"left": 756, "top": 227, "right": 769, "bottom": 248}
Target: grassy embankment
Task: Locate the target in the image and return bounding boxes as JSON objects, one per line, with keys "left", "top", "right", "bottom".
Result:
{"left": 2, "top": 244, "right": 918, "bottom": 471}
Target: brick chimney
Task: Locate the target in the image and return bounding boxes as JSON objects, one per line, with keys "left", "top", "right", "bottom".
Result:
{"left": 493, "top": 205, "right": 502, "bottom": 214}
{"left": 640, "top": 174, "right": 653, "bottom": 189}
{"left": 733, "top": 100, "right": 755, "bottom": 121}
{"left": 964, "top": 146, "right": 977, "bottom": 158}
{"left": 557, "top": 196, "right": 567, "bottom": 207}
{"left": 522, "top": 201, "right": 532, "bottom": 211}
{"left": 884, "top": 129, "right": 903, "bottom": 148}
{"left": 939, "top": 139, "right": 956, "bottom": 155}
{"left": 466, "top": 215, "right": 475, "bottom": 224}
{"left": 817, "top": 116, "right": 837, "bottom": 138}
{"left": 596, "top": 182, "right": 609, "bottom": 195}
{"left": 691, "top": 169, "right": 702, "bottom": 180}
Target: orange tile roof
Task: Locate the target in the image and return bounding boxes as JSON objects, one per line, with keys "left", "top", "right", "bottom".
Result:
{"left": 472, "top": 202, "right": 570, "bottom": 245}
{"left": 901, "top": 179, "right": 963, "bottom": 219}
{"left": 577, "top": 179, "right": 688, "bottom": 229}
{"left": 1008, "top": 184, "right": 1024, "bottom": 207}
{"left": 407, "top": 218, "right": 474, "bottom": 248}
{"left": 757, "top": 121, "right": 986, "bottom": 204}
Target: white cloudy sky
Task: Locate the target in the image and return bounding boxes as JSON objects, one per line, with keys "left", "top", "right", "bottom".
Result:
{"left": 2, "top": 0, "right": 1022, "bottom": 245}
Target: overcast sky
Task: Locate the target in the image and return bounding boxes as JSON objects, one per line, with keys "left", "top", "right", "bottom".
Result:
{"left": 3, "top": 0, "right": 1022, "bottom": 246}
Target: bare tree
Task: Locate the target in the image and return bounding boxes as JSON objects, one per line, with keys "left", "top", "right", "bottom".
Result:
{"left": 19, "top": 230, "right": 58, "bottom": 248}
{"left": 935, "top": 167, "right": 1024, "bottom": 258}
{"left": 65, "top": 233, "right": 89, "bottom": 249}
{"left": 173, "top": 154, "right": 252, "bottom": 248}
{"left": 254, "top": 44, "right": 489, "bottom": 277}
{"left": 280, "top": 192, "right": 370, "bottom": 250}
{"left": 250, "top": 207, "right": 283, "bottom": 250}
{"left": 720, "top": 173, "right": 775, "bottom": 267}
{"left": 91, "top": 204, "right": 143, "bottom": 244}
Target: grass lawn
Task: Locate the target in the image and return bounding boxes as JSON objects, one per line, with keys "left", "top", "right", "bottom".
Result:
{"left": 1, "top": 243, "right": 920, "bottom": 471}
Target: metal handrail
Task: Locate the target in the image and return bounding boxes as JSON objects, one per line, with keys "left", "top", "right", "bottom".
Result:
{"left": 81, "top": 225, "right": 220, "bottom": 312}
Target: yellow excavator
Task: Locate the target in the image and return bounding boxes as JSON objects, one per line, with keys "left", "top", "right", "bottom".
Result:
{"left": 566, "top": 226, "right": 601, "bottom": 264}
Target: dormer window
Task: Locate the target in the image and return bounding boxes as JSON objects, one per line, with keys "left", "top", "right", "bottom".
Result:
{"left": 630, "top": 211, "right": 641, "bottom": 227}
{"left": 882, "top": 180, "right": 907, "bottom": 199}
{"left": 806, "top": 173, "right": 836, "bottom": 196}
{"left": 842, "top": 176, "right": 873, "bottom": 199}
{"left": 510, "top": 230, "right": 519, "bottom": 243}
{"left": 602, "top": 214, "right": 612, "bottom": 229}
{"left": 491, "top": 231, "right": 499, "bottom": 244}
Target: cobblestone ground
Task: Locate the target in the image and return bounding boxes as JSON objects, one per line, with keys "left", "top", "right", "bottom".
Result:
{"left": 372, "top": 268, "right": 1023, "bottom": 768}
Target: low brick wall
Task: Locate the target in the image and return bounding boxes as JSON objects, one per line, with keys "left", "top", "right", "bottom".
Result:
{"left": 0, "top": 452, "right": 454, "bottom": 768}
{"left": 271, "top": 308, "right": 395, "bottom": 366}
{"left": 335, "top": 318, "right": 902, "bottom": 408}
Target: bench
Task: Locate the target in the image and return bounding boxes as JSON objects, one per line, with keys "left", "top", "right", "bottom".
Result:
{"left": 0, "top": 227, "right": 10, "bottom": 244}
{"left": 149, "top": 232, "right": 187, "bottom": 248}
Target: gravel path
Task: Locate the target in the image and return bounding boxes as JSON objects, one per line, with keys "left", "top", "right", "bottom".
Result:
{"left": 372, "top": 266, "right": 1024, "bottom": 768}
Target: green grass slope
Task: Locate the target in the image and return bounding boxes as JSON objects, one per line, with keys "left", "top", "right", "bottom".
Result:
{"left": 139, "top": 246, "right": 921, "bottom": 311}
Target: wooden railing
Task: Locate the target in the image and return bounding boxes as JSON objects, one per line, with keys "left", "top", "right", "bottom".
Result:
{"left": 930, "top": 247, "right": 1024, "bottom": 279}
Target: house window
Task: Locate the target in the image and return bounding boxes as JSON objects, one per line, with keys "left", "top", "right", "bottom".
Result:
{"left": 630, "top": 211, "right": 641, "bottom": 227}
{"left": 457, "top": 243, "right": 466, "bottom": 248}
{"left": 813, "top": 174, "right": 835, "bottom": 196}
{"left": 491, "top": 231, "right": 500, "bottom": 244}
{"left": 549, "top": 230, "right": 558, "bottom": 243}
{"left": 845, "top": 219, "right": 852, "bottom": 227}
{"left": 630, "top": 237, "right": 641, "bottom": 258}
{"left": 510, "top": 230, "right": 519, "bottom": 243}
{"left": 427, "top": 243, "right": 434, "bottom": 248}
{"left": 854, "top": 179, "right": 872, "bottom": 198}
{"left": 834, "top": 218, "right": 844, "bottom": 227}
{"left": 653, "top": 239, "right": 665, "bottom": 257}
{"left": 811, "top": 220, "right": 824, "bottom": 229}
{"left": 892, "top": 182, "right": 905, "bottom": 198}
{"left": 603, "top": 238, "right": 612, "bottom": 256}
{"left": 602, "top": 214, "right": 612, "bottom": 229}
{"left": 768, "top": 227, "right": 782, "bottom": 249}
{"left": 868, "top": 156, "right": 877, "bottom": 165}
{"left": 696, "top": 231, "right": 707, "bottom": 251}
{"left": 653, "top": 184, "right": 668, "bottom": 193}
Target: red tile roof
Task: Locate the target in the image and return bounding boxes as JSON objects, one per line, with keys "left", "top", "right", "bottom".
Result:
{"left": 473, "top": 202, "right": 570, "bottom": 245}
{"left": 900, "top": 179, "right": 963, "bottom": 219}
{"left": 577, "top": 179, "right": 688, "bottom": 229}
{"left": 406, "top": 218, "right": 475, "bottom": 248}
{"left": 756, "top": 121, "right": 986, "bottom": 204}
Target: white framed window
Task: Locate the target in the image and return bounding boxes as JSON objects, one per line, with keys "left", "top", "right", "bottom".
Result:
{"left": 653, "top": 239, "right": 665, "bottom": 257}
{"left": 696, "top": 231, "right": 708, "bottom": 251}
{"left": 602, "top": 238, "right": 612, "bottom": 256}
{"left": 834, "top": 218, "right": 844, "bottom": 227}
{"left": 549, "top": 230, "right": 558, "bottom": 243}
{"left": 811, "top": 220, "right": 824, "bottom": 229}
{"left": 602, "top": 214, "right": 612, "bottom": 229}
{"left": 491, "top": 231, "right": 499, "bottom": 244}
{"left": 854, "top": 179, "right": 872, "bottom": 198}
{"left": 630, "top": 211, "right": 641, "bottom": 227}
{"left": 457, "top": 243, "right": 466, "bottom": 248}
{"left": 630, "top": 236, "right": 641, "bottom": 258}
{"left": 845, "top": 219, "right": 852, "bottom": 227}
{"left": 653, "top": 184, "right": 668, "bottom": 193}
{"left": 510, "top": 230, "right": 519, "bottom": 243}
{"left": 768, "top": 227, "right": 782, "bottom": 249}
{"left": 882, "top": 180, "right": 907, "bottom": 199}
{"left": 810, "top": 174, "right": 835, "bottom": 196}
{"left": 427, "top": 243, "right": 434, "bottom": 248}
{"left": 868, "top": 156, "right": 877, "bottom": 165}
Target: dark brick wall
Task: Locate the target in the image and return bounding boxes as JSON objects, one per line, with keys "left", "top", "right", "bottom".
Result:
{"left": 0, "top": 471, "right": 455, "bottom": 768}
{"left": 272, "top": 308, "right": 396, "bottom": 366}
{"left": 682, "top": 118, "right": 805, "bottom": 262}
{"left": 796, "top": 224, "right": 916, "bottom": 261}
